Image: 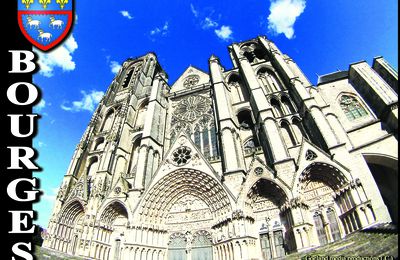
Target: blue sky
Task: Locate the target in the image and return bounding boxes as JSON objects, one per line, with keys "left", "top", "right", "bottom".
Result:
{"left": 32, "top": 0, "right": 398, "bottom": 228}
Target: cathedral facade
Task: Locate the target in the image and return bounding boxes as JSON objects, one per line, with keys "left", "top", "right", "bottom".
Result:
{"left": 42, "top": 36, "right": 398, "bottom": 260}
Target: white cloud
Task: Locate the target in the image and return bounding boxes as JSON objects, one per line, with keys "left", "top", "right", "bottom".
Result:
{"left": 34, "top": 99, "right": 46, "bottom": 112}
{"left": 37, "top": 34, "right": 78, "bottom": 77}
{"left": 61, "top": 90, "right": 104, "bottom": 112}
{"left": 190, "top": 4, "right": 220, "bottom": 30}
{"left": 37, "top": 141, "right": 47, "bottom": 148}
{"left": 150, "top": 21, "right": 169, "bottom": 40}
{"left": 202, "top": 17, "right": 218, "bottom": 29}
{"left": 190, "top": 3, "right": 199, "bottom": 17}
{"left": 215, "top": 25, "right": 233, "bottom": 41}
{"left": 120, "top": 10, "right": 133, "bottom": 20}
{"left": 110, "top": 61, "right": 122, "bottom": 74}
{"left": 267, "top": 0, "right": 306, "bottom": 39}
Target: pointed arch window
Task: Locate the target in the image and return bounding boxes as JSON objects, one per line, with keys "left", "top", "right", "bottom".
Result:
{"left": 128, "top": 138, "right": 141, "bottom": 176}
{"left": 339, "top": 95, "right": 368, "bottom": 121}
{"left": 326, "top": 208, "right": 341, "bottom": 241}
{"left": 135, "top": 101, "right": 148, "bottom": 128}
{"left": 257, "top": 68, "right": 273, "bottom": 93}
{"left": 87, "top": 158, "right": 99, "bottom": 178}
{"left": 228, "top": 74, "right": 249, "bottom": 103}
{"left": 170, "top": 131, "right": 177, "bottom": 144}
{"left": 313, "top": 212, "right": 328, "bottom": 246}
{"left": 267, "top": 74, "right": 282, "bottom": 92}
{"left": 281, "top": 96, "right": 296, "bottom": 115}
{"left": 194, "top": 126, "right": 201, "bottom": 150}
{"left": 244, "top": 139, "right": 256, "bottom": 152}
{"left": 93, "top": 137, "right": 105, "bottom": 151}
{"left": 271, "top": 98, "right": 284, "bottom": 117}
{"left": 281, "top": 122, "right": 296, "bottom": 147}
{"left": 202, "top": 128, "right": 210, "bottom": 158}
{"left": 292, "top": 118, "right": 308, "bottom": 142}
{"left": 121, "top": 70, "right": 133, "bottom": 89}
{"left": 210, "top": 124, "right": 218, "bottom": 157}
{"left": 237, "top": 110, "right": 254, "bottom": 130}
{"left": 101, "top": 109, "right": 115, "bottom": 132}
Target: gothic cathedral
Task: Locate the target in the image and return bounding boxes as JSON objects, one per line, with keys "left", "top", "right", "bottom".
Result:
{"left": 43, "top": 36, "right": 398, "bottom": 260}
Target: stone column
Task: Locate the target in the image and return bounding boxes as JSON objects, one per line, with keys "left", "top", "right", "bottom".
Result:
{"left": 231, "top": 43, "right": 289, "bottom": 164}
{"left": 209, "top": 55, "right": 245, "bottom": 194}
{"left": 134, "top": 145, "right": 149, "bottom": 189}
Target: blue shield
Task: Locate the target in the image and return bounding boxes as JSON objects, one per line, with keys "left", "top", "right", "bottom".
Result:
{"left": 18, "top": 0, "right": 74, "bottom": 51}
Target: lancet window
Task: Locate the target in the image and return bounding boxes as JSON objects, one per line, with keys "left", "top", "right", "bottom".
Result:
{"left": 280, "top": 121, "right": 296, "bottom": 148}
{"left": 281, "top": 95, "right": 296, "bottom": 114}
{"left": 228, "top": 74, "right": 249, "bottom": 103}
{"left": 101, "top": 109, "right": 115, "bottom": 132}
{"left": 257, "top": 68, "right": 285, "bottom": 93}
{"left": 121, "top": 69, "right": 133, "bottom": 89}
{"left": 135, "top": 101, "right": 148, "bottom": 129}
{"left": 313, "top": 212, "right": 328, "bottom": 246}
{"left": 271, "top": 98, "right": 284, "bottom": 117}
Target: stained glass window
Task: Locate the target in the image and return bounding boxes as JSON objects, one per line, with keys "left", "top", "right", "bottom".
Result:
{"left": 194, "top": 127, "right": 201, "bottom": 150}
{"left": 210, "top": 125, "right": 218, "bottom": 156}
{"left": 202, "top": 129, "right": 210, "bottom": 158}
{"left": 340, "top": 95, "right": 368, "bottom": 121}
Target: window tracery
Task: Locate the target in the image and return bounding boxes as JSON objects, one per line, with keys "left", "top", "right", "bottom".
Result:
{"left": 228, "top": 74, "right": 249, "bottom": 103}
{"left": 271, "top": 98, "right": 284, "bottom": 117}
{"left": 173, "top": 96, "right": 211, "bottom": 122}
{"left": 183, "top": 75, "right": 200, "bottom": 88}
{"left": 244, "top": 139, "right": 256, "bottom": 152}
{"left": 172, "top": 146, "right": 192, "bottom": 166}
{"left": 169, "top": 95, "right": 219, "bottom": 159}
{"left": 339, "top": 95, "right": 368, "bottom": 121}
{"left": 257, "top": 68, "right": 284, "bottom": 93}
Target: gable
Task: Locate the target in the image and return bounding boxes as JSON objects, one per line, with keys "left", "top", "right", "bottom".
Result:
{"left": 170, "top": 65, "right": 210, "bottom": 93}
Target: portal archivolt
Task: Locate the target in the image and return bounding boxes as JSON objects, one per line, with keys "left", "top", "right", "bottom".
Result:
{"left": 139, "top": 168, "right": 233, "bottom": 225}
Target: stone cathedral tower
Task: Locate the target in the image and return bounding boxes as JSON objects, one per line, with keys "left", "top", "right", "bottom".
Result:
{"left": 43, "top": 36, "right": 398, "bottom": 260}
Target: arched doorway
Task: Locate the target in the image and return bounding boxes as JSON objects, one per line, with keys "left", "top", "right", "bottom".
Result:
{"left": 139, "top": 169, "right": 232, "bottom": 260}
{"left": 299, "top": 162, "right": 354, "bottom": 245}
{"left": 54, "top": 200, "right": 85, "bottom": 255}
{"left": 95, "top": 201, "right": 129, "bottom": 260}
{"left": 168, "top": 233, "right": 187, "bottom": 260}
{"left": 363, "top": 154, "right": 398, "bottom": 225}
{"left": 191, "top": 231, "right": 213, "bottom": 260}
{"left": 247, "top": 178, "right": 289, "bottom": 259}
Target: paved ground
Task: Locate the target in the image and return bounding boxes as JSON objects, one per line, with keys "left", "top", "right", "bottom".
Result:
{"left": 34, "top": 223, "right": 398, "bottom": 259}
{"left": 285, "top": 223, "right": 398, "bottom": 260}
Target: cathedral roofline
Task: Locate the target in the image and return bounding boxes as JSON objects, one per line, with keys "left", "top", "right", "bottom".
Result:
{"left": 317, "top": 70, "right": 349, "bottom": 85}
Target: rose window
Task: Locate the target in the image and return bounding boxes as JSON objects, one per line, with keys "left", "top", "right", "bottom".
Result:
{"left": 183, "top": 75, "right": 200, "bottom": 88}
{"left": 254, "top": 167, "right": 264, "bottom": 175}
{"left": 172, "top": 146, "right": 192, "bottom": 166}
{"left": 173, "top": 96, "right": 210, "bottom": 122}
{"left": 114, "top": 186, "right": 121, "bottom": 194}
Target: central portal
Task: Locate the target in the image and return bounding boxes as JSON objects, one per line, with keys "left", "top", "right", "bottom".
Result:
{"left": 166, "top": 195, "right": 213, "bottom": 260}
{"left": 168, "top": 231, "right": 213, "bottom": 260}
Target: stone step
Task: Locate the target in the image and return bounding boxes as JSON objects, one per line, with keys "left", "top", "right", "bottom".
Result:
{"left": 284, "top": 224, "right": 398, "bottom": 259}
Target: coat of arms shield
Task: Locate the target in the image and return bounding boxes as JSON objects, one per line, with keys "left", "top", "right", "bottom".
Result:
{"left": 18, "top": 0, "right": 74, "bottom": 51}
